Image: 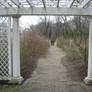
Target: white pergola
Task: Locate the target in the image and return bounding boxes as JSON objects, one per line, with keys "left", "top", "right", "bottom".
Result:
{"left": 0, "top": 0, "right": 92, "bottom": 84}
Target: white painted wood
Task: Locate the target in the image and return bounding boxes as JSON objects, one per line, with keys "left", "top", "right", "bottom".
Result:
{"left": 11, "top": 0, "right": 23, "bottom": 7}
{"left": 12, "top": 16, "right": 21, "bottom": 77}
{"left": 0, "top": 0, "right": 10, "bottom": 7}
{"left": 8, "top": 17, "right": 12, "bottom": 78}
{"left": 57, "top": 0, "right": 60, "bottom": 8}
{"left": 0, "top": 7, "right": 92, "bottom": 16}
{"left": 26, "top": 0, "right": 34, "bottom": 8}
{"left": 42, "top": 0, "right": 46, "bottom": 8}
{"left": 79, "top": 0, "right": 91, "bottom": 8}
{"left": 67, "top": 0, "right": 75, "bottom": 8}
{"left": 87, "top": 17, "right": 92, "bottom": 79}
{"left": 11, "top": 0, "right": 20, "bottom": 6}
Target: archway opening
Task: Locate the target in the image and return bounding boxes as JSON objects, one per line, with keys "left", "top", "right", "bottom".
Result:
{"left": 19, "top": 15, "right": 89, "bottom": 82}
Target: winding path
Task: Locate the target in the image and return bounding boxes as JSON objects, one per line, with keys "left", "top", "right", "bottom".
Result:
{"left": 24, "top": 46, "right": 92, "bottom": 92}
{"left": 0, "top": 46, "right": 92, "bottom": 92}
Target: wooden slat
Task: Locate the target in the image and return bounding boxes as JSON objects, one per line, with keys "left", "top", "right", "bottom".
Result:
{"left": 42, "top": 0, "right": 46, "bottom": 8}
{"left": 57, "top": 0, "right": 60, "bottom": 8}
{"left": 26, "top": 0, "right": 34, "bottom": 8}
{"left": 67, "top": 0, "right": 75, "bottom": 8}
{"left": 79, "top": 0, "right": 91, "bottom": 8}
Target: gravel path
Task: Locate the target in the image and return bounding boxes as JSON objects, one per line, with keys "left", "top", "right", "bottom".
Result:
{"left": 0, "top": 46, "right": 92, "bottom": 92}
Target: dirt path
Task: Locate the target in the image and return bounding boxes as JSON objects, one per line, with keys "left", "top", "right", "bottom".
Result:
{"left": 0, "top": 46, "right": 92, "bottom": 92}
{"left": 23, "top": 46, "right": 92, "bottom": 92}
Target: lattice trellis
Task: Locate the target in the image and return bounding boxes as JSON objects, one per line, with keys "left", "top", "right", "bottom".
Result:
{"left": 0, "top": 17, "right": 11, "bottom": 79}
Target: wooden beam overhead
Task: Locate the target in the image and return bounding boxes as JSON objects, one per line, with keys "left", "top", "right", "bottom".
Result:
{"left": 79, "top": 0, "right": 91, "bottom": 8}
{"left": 67, "top": 0, "right": 75, "bottom": 8}
{"left": 57, "top": 0, "right": 60, "bottom": 8}
{"left": 26, "top": 0, "right": 34, "bottom": 8}
{"left": 0, "top": 7, "right": 92, "bottom": 16}
{"left": 11, "top": 0, "right": 21, "bottom": 7}
{"left": 42, "top": 0, "right": 46, "bottom": 8}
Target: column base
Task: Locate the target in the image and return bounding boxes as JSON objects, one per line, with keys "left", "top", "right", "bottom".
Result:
{"left": 8, "top": 76, "right": 23, "bottom": 84}
{"left": 84, "top": 77, "right": 92, "bottom": 85}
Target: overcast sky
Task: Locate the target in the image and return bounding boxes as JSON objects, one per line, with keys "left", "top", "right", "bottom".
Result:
{"left": 20, "top": 16, "right": 73, "bottom": 29}
{"left": 20, "top": 16, "right": 39, "bottom": 28}
{"left": 20, "top": 16, "right": 56, "bottom": 29}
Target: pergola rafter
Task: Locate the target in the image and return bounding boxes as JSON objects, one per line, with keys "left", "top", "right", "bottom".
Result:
{"left": 26, "top": 0, "right": 34, "bottom": 8}
{"left": 67, "top": 0, "right": 75, "bottom": 8}
{"left": 57, "top": 0, "right": 60, "bottom": 8}
{"left": 42, "top": 0, "right": 46, "bottom": 8}
{"left": 0, "top": 0, "right": 91, "bottom": 16}
{"left": 11, "top": 0, "right": 20, "bottom": 7}
{"left": 79, "top": 0, "right": 91, "bottom": 8}
{"left": 0, "top": 0, "right": 91, "bottom": 10}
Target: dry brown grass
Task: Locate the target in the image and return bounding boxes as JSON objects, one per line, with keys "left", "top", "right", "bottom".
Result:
{"left": 20, "top": 31, "right": 49, "bottom": 80}
{"left": 57, "top": 36, "right": 88, "bottom": 80}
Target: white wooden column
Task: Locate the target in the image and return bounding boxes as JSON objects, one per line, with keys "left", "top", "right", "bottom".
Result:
{"left": 10, "top": 16, "right": 23, "bottom": 84}
{"left": 8, "top": 17, "right": 12, "bottom": 78}
{"left": 84, "top": 17, "right": 92, "bottom": 84}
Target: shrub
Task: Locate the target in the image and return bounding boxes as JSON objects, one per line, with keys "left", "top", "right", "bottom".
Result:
{"left": 56, "top": 36, "right": 73, "bottom": 50}
{"left": 20, "top": 31, "right": 48, "bottom": 80}
{"left": 57, "top": 36, "right": 88, "bottom": 79}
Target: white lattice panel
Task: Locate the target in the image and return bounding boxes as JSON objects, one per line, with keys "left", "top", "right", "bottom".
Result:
{"left": 0, "top": 17, "right": 11, "bottom": 79}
